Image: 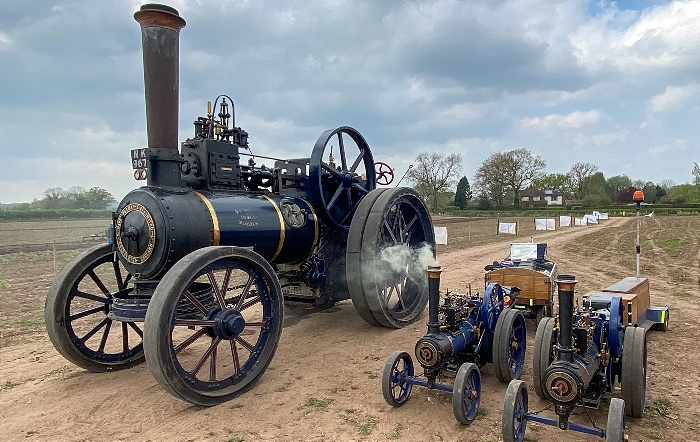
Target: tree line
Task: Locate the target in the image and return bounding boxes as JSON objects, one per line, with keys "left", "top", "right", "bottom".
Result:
{"left": 406, "top": 150, "right": 700, "bottom": 213}
{"left": 3, "top": 186, "right": 116, "bottom": 210}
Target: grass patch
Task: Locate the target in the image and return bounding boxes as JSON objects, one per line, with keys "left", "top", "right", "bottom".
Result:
{"left": 387, "top": 423, "right": 404, "bottom": 440}
{"left": 299, "top": 397, "right": 334, "bottom": 415}
{"left": 3, "top": 381, "right": 19, "bottom": 390}
{"left": 358, "top": 416, "right": 379, "bottom": 436}
{"left": 647, "top": 431, "right": 662, "bottom": 440}
{"left": 229, "top": 403, "right": 243, "bottom": 409}
{"left": 477, "top": 407, "right": 487, "bottom": 417}
{"left": 663, "top": 237, "right": 683, "bottom": 250}
{"left": 17, "top": 317, "right": 44, "bottom": 328}
{"left": 363, "top": 370, "right": 378, "bottom": 379}
{"left": 341, "top": 409, "right": 379, "bottom": 436}
{"left": 646, "top": 397, "right": 672, "bottom": 417}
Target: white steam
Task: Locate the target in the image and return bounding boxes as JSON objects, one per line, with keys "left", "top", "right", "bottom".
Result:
{"left": 361, "top": 242, "right": 438, "bottom": 288}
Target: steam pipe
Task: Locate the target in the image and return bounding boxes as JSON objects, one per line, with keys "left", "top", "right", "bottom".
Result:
{"left": 555, "top": 275, "right": 577, "bottom": 363}
{"left": 134, "top": 4, "right": 186, "bottom": 187}
{"left": 427, "top": 266, "right": 442, "bottom": 335}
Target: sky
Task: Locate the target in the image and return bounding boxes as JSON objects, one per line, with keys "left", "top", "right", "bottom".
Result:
{"left": 0, "top": 0, "right": 698, "bottom": 204}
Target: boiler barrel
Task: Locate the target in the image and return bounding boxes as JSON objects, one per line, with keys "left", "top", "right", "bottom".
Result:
{"left": 114, "top": 188, "right": 318, "bottom": 279}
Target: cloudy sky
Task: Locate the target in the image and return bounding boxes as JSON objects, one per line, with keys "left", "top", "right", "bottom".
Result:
{"left": 0, "top": 0, "right": 698, "bottom": 204}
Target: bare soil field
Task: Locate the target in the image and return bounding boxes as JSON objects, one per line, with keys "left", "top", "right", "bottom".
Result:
{"left": 0, "top": 216, "right": 699, "bottom": 442}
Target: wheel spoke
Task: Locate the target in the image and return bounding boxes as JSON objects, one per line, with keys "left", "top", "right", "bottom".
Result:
{"left": 74, "top": 290, "right": 109, "bottom": 304}
{"left": 174, "top": 318, "right": 216, "bottom": 327}
{"left": 401, "top": 215, "right": 418, "bottom": 242}
{"left": 221, "top": 268, "right": 232, "bottom": 298}
{"left": 245, "top": 321, "right": 267, "bottom": 327}
{"left": 401, "top": 269, "right": 421, "bottom": 289}
{"left": 207, "top": 271, "right": 226, "bottom": 308}
{"left": 87, "top": 270, "right": 111, "bottom": 297}
{"left": 209, "top": 346, "right": 217, "bottom": 381}
{"left": 351, "top": 183, "right": 369, "bottom": 195}
{"left": 183, "top": 289, "right": 210, "bottom": 315}
{"left": 235, "top": 335, "right": 255, "bottom": 353}
{"left": 98, "top": 320, "right": 112, "bottom": 353}
{"left": 119, "top": 322, "right": 130, "bottom": 351}
{"left": 81, "top": 317, "right": 110, "bottom": 342}
{"left": 383, "top": 218, "right": 399, "bottom": 244}
{"left": 349, "top": 150, "right": 364, "bottom": 173}
{"left": 235, "top": 277, "right": 254, "bottom": 310}
{"left": 239, "top": 296, "right": 261, "bottom": 312}
{"left": 327, "top": 185, "right": 345, "bottom": 210}
{"left": 112, "top": 260, "right": 126, "bottom": 291}
{"left": 191, "top": 337, "right": 222, "bottom": 376}
{"left": 127, "top": 322, "right": 143, "bottom": 338}
{"left": 70, "top": 305, "right": 106, "bottom": 321}
{"left": 174, "top": 328, "right": 208, "bottom": 355}
{"left": 321, "top": 162, "right": 343, "bottom": 180}
{"left": 229, "top": 340, "right": 240, "bottom": 374}
{"left": 337, "top": 133, "right": 348, "bottom": 172}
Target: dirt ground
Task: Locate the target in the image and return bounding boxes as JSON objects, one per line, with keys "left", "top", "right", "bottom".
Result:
{"left": 1, "top": 216, "right": 699, "bottom": 442}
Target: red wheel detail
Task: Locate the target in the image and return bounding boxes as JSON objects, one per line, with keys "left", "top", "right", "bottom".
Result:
{"left": 374, "top": 162, "right": 395, "bottom": 185}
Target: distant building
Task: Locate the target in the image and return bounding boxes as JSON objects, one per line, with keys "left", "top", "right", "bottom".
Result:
{"left": 520, "top": 188, "right": 564, "bottom": 207}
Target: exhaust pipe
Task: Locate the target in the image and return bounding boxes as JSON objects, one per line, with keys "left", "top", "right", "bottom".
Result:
{"left": 134, "top": 4, "right": 186, "bottom": 187}
{"left": 554, "top": 275, "right": 577, "bottom": 363}
{"left": 427, "top": 266, "right": 442, "bottom": 335}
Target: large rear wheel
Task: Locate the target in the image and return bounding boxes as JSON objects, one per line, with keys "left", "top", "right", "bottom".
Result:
{"left": 346, "top": 187, "right": 434, "bottom": 328}
{"left": 532, "top": 317, "right": 557, "bottom": 399}
{"left": 493, "top": 309, "right": 526, "bottom": 383}
{"left": 144, "top": 246, "right": 283, "bottom": 406}
{"left": 621, "top": 326, "right": 647, "bottom": 417}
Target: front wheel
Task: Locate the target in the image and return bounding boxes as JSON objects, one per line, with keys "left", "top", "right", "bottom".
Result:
{"left": 502, "top": 380, "right": 528, "bottom": 442}
{"left": 452, "top": 363, "right": 481, "bottom": 425}
{"left": 382, "top": 351, "right": 414, "bottom": 407}
{"left": 606, "top": 398, "right": 626, "bottom": 442}
{"left": 144, "top": 246, "right": 283, "bottom": 406}
{"left": 45, "top": 244, "right": 144, "bottom": 372}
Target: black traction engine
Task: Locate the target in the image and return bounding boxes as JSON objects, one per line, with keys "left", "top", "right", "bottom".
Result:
{"left": 44, "top": 3, "right": 434, "bottom": 406}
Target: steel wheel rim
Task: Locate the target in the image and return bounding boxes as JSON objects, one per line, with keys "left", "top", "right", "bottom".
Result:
{"left": 167, "top": 257, "right": 276, "bottom": 397}
{"left": 390, "top": 354, "right": 414, "bottom": 403}
{"left": 508, "top": 313, "right": 526, "bottom": 379}
{"left": 513, "top": 385, "right": 528, "bottom": 440}
{"left": 63, "top": 250, "right": 142, "bottom": 364}
{"left": 375, "top": 195, "right": 433, "bottom": 323}
{"left": 462, "top": 368, "right": 481, "bottom": 421}
{"left": 482, "top": 284, "right": 503, "bottom": 333}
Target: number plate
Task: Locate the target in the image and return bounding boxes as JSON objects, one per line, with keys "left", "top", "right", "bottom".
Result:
{"left": 131, "top": 148, "right": 148, "bottom": 169}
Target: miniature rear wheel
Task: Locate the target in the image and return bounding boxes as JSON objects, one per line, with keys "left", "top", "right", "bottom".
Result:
{"left": 493, "top": 309, "right": 526, "bottom": 383}
{"left": 45, "top": 243, "right": 144, "bottom": 372}
{"left": 481, "top": 283, "right": 504, "bottom": 333}
{"left": 502, "top": 380, "right": 528, "bottom": 442}
{"left": 606, "top": 398, "right": 626, "bottom": 442}
{"left": 382, "top": 351, "right": 414, "bottom": 407}
{"left": 452, "top": 363, "right": 481, "bottom": 425}
{"left": 144, "top": 246, "right": 283, "bottom": 406}
{"left": 654, "top": 310, "right": 669, "bottom": 332}
{"left": 346, "top": 187, "right": 434, "bottom": 328}
{"left": 533, "top": 317, "right": 557, "bottom": 399}
{"left": 621, "top": 326, "right": 646, "bottom": 417}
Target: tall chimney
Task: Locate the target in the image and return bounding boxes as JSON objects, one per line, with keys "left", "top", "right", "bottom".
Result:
{"left": 134, "top": 4, "right": 186, "bottom": 187}
{"left": 555, "top": 275, "right": 577, "bottom": 363}
{"left": 426, "top": 266, "right": 442, "bottom": 335}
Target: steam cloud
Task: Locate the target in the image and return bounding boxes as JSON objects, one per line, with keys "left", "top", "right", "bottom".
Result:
{"left": 361, "top": 242, "right": 438, "bottom": 288}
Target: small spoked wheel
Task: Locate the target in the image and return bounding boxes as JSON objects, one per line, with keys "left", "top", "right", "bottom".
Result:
{"left": 608, "top": 296, "right": 624, "bottom": 358}
{"left": 374, "top": 161, "right": 394, "bottom": 185}
{"left": 382, "top": 351, "right": 414, "bottom": 407}
{"left": 493, "top": 309, "right": 526, "bottom": 383}
{"left": 452, "top": 363, "right": 481, "bottom": 425}
{"left": 309, "top": 126, "right": 376, "bottom": 230}
{"left": 621, "top": 326, "right": 647, "bottom": 417}
{"left": 144, "top": 246, "right": 283, "bottom": 406}
{"left": 481, "top": 283, "right": 504, "bottom": 333}
{"left": 533, "top": 317, "right": 557, "bottom": 399}
{"left": 606, "top": 398, "right": 626, "bottom": 442}
{"left": 45, "top": 244, "right": 144, "bottom": 372}
{"left": 502, "top": 380, "right": 528, "bottom": 442}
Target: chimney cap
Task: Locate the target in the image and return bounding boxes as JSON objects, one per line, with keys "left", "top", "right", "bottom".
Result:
{"left": 134, "top": 3, "right": 186, "bottom": 31}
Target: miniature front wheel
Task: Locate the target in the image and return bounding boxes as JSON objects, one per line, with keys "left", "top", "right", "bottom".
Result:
{"left": 382, "top": 351, "right": 414, "bottom": 407}
{"left": 621, "top": 326, "right": 647, "bottom": 417}
{"left": 452, "top": 363, "right": 481, "bottom": 425}
{"left": 493, "top": 309, "right": 526, "bottom": 383}
{"left": 502, "top": 380, "right": 528, "bottom": 442}
{"left": 481, "top": 283, "right": 504, "bottom": 333}
{"left": 144, "top": 246, "right": 283, "bottom": 406}
{"left": 606, "top": 398, "right": 626, "bottom": 442}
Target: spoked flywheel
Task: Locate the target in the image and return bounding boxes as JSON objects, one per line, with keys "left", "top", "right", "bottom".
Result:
{"left": 45, "top": 243, "right": 144, "bottom": 371}
{"left": 346, "top": 187, "right": 435, "bottom": 328}
{"left": 309, "top": 126, "right": 376, "bottom": 230}
{"left": 144, "top": 246, "right": 283, "bottom": 406}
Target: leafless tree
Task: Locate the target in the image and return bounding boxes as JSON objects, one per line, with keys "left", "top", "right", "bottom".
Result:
{"left": 474, "top": 149, "right": 545, "bottom": 206}
{"left": 568, "top": 162, "right": 599, "bottom": 199}
{"left": 407, "top": 152, "right": 463, "bottom": 213}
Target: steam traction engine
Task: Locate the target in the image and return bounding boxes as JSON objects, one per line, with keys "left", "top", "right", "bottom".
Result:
{"left": 44, "top": 4, "right": 434, "bottom": 406}
{"left": 501, "top": 276, "right": 647, "bottom": 442}
{"left": 382, "top": 266, "right": 526, "bottom": 424}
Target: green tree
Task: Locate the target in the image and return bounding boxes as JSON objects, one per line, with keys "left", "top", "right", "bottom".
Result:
{"left": 605, "top": 175, "right": 632, "bottom": 202}
{"left": 82, "top": 187, "right": 116, "bottom": 209}
{"left": 474, "top": 151, "right": 508, "bottom": 206}
{"left": 42, "top": 187, "right": 65, "bottom": 209}
{"left": 642, "top": 182, "right": 657, "bottom": 203}
{"left": 667, "top": 184, "right": 700, "bottom": 204}
{"left": 407, "top": 152, "right": 463, "bottom": 213}
{"left": 693, "top": 162, "right": 700, "bottom": 188}
{"left": 585, "top": 172, "right": 608, "bottom": 199}
{"left": 454, "top": 176, "right": 472, "bottom": 209}
{"left": 474, "top": 149, "right": 545, "bottom": 207}
{"left": 532, "top": 173, "right": 573, "bottom": 198}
